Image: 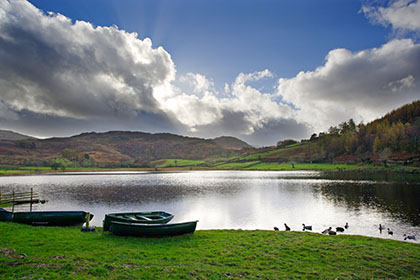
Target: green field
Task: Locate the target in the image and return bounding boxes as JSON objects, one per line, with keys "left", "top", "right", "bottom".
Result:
{"left": 239, "top": 142, "right": 306, "bottom": 161}
{"left": 0, "top": 223, "right": 419, "bottom": 279}
{"left": 246, "top": 162, "right": 367, "bottom": 171}
{"left": 213, "top": 161, "right": 260, "bottom": 169}
{"left": 0, "top": 169, "right": 36, "bottom": 175}
{"left": 151, "top": 159, "right": 206, "bottom": 168}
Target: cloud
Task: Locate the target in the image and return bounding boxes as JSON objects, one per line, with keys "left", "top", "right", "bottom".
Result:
{"left": 157, "top": 70, "right": 297, "bottom": 142}
{"left": 277, "top": 39, "right": 420, "bottom": 133}
{"left": 2, "top": 0, "right": 419, "bottom": 147}
{"left": 0, "top": 0, "right": 175, "bottom": 121}
{"left": 0, "top": 1, "right": 304, "bottom": 146}
{"left": 178, "top": 73, "right": 214, "bottom": 95}
{"left": 362, "top": 0, "right": 420, "bottom": 32}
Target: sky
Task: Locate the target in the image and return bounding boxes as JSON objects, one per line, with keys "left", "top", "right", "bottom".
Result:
{"left": 0, "top": 0, "right": 419, "bottom": 146}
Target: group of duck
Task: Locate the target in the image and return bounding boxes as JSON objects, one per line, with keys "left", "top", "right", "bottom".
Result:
{"left": 274, "top": 222, "right": 348, "bottom": 235}
{"left": 274, "top": 222, "right": 417, "bottom": 241}
{"left": 378, "top": 224, "right": 416, "bottom": 241}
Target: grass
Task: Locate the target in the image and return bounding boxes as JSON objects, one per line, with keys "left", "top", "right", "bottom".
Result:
{"left": 239, "top": 143, "right": 306, "bottom": 161}
{"left": 0, "top": 223, "right": 419, "bottom": 279}
{"left": 246, "top": 162, "right": 367, "bottom": 171}
{"left": 151, "top": 159, "right": 206, "bottom": 168}
{"left": 0, "top": 169, "right": 34, "bottom": 175}
{"left": 0, "top": 163, "right": 386, "bottom": 176}
{"left": 213, "top": 161, "right": 260, "bottom": 169}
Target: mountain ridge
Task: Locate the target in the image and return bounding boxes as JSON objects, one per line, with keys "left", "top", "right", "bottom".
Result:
{"left": 0, "top": 130, "right": 252, "bottom": 167}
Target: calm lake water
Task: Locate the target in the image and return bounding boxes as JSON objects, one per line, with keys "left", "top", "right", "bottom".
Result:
{"left": 0, "top": 170, "right": 419, "bottom": 242}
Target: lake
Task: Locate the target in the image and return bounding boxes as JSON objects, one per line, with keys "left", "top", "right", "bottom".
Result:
{"left": 0, "top": 170, "right": 419, "bottom": 242}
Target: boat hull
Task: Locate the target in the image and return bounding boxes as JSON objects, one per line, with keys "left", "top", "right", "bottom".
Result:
{"left": 0, "top": 208, "right": 93, "bottom": 226}
{"left": 103, "top": 211, "right": 174, "bottom": 231}
{"left": 110, "top": 220, "right": 198, "bottom": 237}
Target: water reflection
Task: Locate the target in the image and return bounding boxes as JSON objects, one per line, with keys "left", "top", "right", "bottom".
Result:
{"left": 0, "top": 171, "right": 419, "bottom": 242}
{"left": 314, "top": 182, "right": 420, "bottom": 226}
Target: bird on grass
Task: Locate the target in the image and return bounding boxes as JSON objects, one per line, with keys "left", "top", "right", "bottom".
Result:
{"left": 404, "top": 234, "right": 416, "bottom": 240}
{"left": 336, "top": 227, "right": 345, "bottom": 232}
{"left": 322, "top": 227, "right": 331, "bottom": 234}
{"left": 284, "top": 223, "right": 291, "bottom": 231}
{"left": 274, "top": 227, "right": 279, "bottom": 231}
{"left": 302, "top": 224, "right": 312, "bottom": 231}
{"left": 328, "top": 229, "right": 337, "bottom": 235}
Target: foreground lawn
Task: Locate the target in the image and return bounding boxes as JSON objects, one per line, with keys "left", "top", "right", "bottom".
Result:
{"left": 0, "top": 223, "right": 419, "bottom": 279}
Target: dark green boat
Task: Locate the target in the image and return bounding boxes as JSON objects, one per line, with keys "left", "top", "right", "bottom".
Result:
{"left": 0, "top": 208, "right": 93, "bottom": 226}
{"left": 103, "top": 211, "right": 174, "bottom": 231}
{"left": 109, "top": 220, "right": 198, "bottom": 237}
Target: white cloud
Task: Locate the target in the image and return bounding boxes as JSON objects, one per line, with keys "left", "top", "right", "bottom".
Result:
{"left": 157, "top": 70, "right": 294, "bottom": 137}
{"left": 2, "top": 0, "right": 419, "bottom": 147}
{"left": 0, "top": 0, "right": 175, "bottom": 120}
{"left": 277, "top": 39, "right": 420, "bottom": 133}
{"left": 179, "top": 73, "right": 214, "bottom": 95}
{"left": 362, "top": 0, "right": 420, "bottom": 31}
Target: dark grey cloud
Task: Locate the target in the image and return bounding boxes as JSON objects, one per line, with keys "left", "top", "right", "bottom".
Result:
{"left": 182, "top": 109, "right": 310, "bottom": 146}
{"left": 0, "top": 109, "right": 180, "bottom": 139}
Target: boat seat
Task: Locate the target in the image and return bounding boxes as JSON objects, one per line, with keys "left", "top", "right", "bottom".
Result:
{"left": 123, "top": 215, "right": 138, "bottom": 221}
{"left": 135, "top": 215, "right": 153, "bottom": 221}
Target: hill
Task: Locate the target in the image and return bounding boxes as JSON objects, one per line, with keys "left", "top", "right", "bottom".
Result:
{"left": 1, "top": 101, "right": 419, "bottom": 170}
{"left": 0, "top": 131, "right": 251, "bottom": 168}
{"left": 211, "top": 136, "right": 251, "bottom": 150}
{"left": 0, "top": 130, "right": 35, "bottom": 141}
{"left": 215, "top": 100, "right": 420, "bottom": 169}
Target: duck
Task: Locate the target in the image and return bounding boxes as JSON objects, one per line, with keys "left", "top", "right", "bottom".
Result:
{"left": 328, "top": 229, "right": 337, "bottom": 235}
{"left": 274, "top": 227, "right": 279, "bottom": 231}
{"left": 284, "top": 223, "right": 291, "bottom": 231}
{"left": 322, "top": 227, "right": 331, "bottom": 234}
{"left": 336, "top": 227, "right": 345, "bottom": 232}
{"left": 404, "top": 234, "right": 416, "bottom": 240}
{"left": 387, "top": 228, "right": 393, "bottom": 235}
{"left": 344, "top": 222, "right": 349, "bottom": 229}
{"left": 302, "top": 224, "right": 312, "bottom": 231}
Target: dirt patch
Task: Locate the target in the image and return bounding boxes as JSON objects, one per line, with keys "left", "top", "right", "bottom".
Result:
{"left": 0, "top": 248, "right": 26, "bottom": 259}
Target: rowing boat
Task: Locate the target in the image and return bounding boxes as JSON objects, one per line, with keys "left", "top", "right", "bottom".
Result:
{"left": 103, "top": 211, "right": 174, "bottom": 231}
{"left": 109, "top": 220, "right": 198, "bottom": 237}
{"left": 0, "top": 208, "right": 93, "bottom": 226}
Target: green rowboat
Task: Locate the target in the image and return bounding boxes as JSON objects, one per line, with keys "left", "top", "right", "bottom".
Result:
{"left": 0, "top": 208, "right": 93, "bottom": 226}
{"left": 103, "top": 211, "right": 174, "bottom": 231}
{"left": 109, "top": 220, "right": 198, "bottom": 237}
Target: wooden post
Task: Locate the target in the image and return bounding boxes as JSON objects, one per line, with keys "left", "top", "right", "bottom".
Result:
{"left": 86, "top": 212, "right": 90, "bottom": 228}
{"left": 11, "top": 190, "right": 15, "bottom": 213}
{"left": 30, "top": 188, "right": 33, "bottom": 212}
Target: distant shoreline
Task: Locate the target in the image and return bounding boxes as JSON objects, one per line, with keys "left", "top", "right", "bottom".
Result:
{"left": 1, "top": 164, "right": 420, "bottom": 176}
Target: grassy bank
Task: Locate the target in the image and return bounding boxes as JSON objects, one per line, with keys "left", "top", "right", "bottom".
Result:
{"left": 1, "top": 162, "right": 419, "bottom": 176}
{"left": 0, "top": 223, "right": 419, "bottom": 279}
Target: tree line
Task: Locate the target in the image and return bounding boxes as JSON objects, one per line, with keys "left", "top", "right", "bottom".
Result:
{"left": 308, "top": 101, "right": 420, "bottom": 163}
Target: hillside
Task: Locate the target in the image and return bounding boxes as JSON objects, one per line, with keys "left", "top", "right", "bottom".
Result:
{"left": 0, "top": 131, "right": 251, "bottom": 168}
{"left": 1, "top": 101, "right": 419, "bottom": 170}
{"left": 211, "top": 136, "right": 251, "bottom": 150}
{"left": 214, "top": 100, "right": 420, "bottom": 168}
{"left": 0, "top": 130, "right": 35, "bottom": 141}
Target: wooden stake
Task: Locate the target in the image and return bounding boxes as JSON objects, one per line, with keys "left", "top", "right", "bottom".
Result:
{"left": 30, "top": 188, "right": 33, "bottom": 212}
